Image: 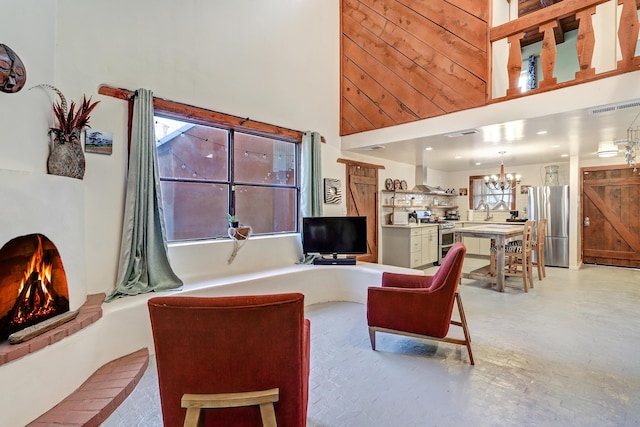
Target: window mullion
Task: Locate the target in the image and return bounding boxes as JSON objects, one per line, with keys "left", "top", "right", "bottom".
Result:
{"left": 229, "top": 130, "right": 235, "bottom": 217}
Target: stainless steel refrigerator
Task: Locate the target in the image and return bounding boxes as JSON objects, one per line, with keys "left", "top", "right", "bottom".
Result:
{"left": 528, "top": 185, "right": 570, "bottom": 267}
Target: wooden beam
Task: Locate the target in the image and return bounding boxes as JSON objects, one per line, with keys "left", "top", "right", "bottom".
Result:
{"left": 97, "top": 85, "right": 324, "bottom": 144}
{"left": 337, "top": 157, "right": 385, "bottom": 169}
{"left": 491, "top": 0, "right": 610, "bottom": 42}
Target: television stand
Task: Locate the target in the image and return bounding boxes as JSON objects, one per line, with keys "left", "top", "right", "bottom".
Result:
{"left": 313, "top": 255, "right": 357, "bottom": 265}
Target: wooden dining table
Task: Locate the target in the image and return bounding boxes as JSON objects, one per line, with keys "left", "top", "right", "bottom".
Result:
{"left": 454, "top": 224, "right": 525, "bottom": 292}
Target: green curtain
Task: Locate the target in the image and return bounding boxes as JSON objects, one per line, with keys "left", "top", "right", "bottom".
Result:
{"left": 299, "top": 131, "right": 323, "bottom": 264}
{"left": 300, "top": 131, "right": 323, "bottom": 219}
{"left": 105, "top": 89, "right": 183, "bottom": 302}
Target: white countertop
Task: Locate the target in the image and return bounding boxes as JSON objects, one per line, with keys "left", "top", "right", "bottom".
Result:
{"left": 382, "top": 220, "right": 529, "bottom": 229}
{"left": 382, "top": 223, "right": 439, "bottom": 228}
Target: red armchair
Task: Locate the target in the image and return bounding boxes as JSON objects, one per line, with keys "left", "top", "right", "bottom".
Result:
{"left": 367, "top": 242, "right": 474, "bottom": 365}
{"left": 148, "top": 293, "right": 310, "bottom": 426}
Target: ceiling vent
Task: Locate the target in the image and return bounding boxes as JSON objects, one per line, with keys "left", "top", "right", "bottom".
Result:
{"left": 360, "top": 145, "right": 384, "bottom": 151}
{"left": 443, "top": 129, "right": 479, "bottom": 138}
{"left": 588, "top": 99, "right": 640, "bottom": 115}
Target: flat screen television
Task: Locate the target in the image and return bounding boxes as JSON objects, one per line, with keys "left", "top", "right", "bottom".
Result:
{"left": 302, "top": 216, "right": 367, "bottom": 259}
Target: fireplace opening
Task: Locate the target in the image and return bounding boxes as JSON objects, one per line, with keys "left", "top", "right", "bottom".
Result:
{"left": 0, "top": 234, "right": 70, "bottom": 342}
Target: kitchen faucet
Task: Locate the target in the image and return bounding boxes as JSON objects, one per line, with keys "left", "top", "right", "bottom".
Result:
{"left": 484, "top": 203, "right": 493, "bottom": 221}
{"left": 476, "top": 200, "right": 493, "bottom": 221}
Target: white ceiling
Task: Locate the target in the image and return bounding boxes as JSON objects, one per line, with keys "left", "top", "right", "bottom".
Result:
{"left": 342, "top": 97, "right": 640, "bottom": 173}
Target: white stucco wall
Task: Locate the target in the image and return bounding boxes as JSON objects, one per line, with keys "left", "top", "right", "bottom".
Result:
{"left": 0, "top": 0, "right": 55, "bottom": 172}
{"left": 52, "top": 0, "right": 350, "bottom": 293}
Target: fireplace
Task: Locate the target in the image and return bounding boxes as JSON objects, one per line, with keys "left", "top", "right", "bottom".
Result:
{"left": 0, "top": 233, "right": 70, "bottom": 341}
{"left": 0, "top": 169, "right": 87, "bottom": 336}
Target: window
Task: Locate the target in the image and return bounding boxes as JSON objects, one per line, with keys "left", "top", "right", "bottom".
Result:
{"left": 468, "top": 175, "right": 516, "bottom": 211}
{"left": 155, "top": 115, "right": 299, "bottom": 242}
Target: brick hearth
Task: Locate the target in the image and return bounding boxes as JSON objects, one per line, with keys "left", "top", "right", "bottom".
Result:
{"left": 27, "top": 348, "right": 149, "bottom": 426}
{"left": 0, "top": 293, "right": 104, "bottom": 366}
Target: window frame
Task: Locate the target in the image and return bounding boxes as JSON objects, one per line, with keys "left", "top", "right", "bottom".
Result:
{"left": 150, "top": 102, "right": 303, "bottom": 242}
{"left": 468, "top": 174, "right": 517, "bottom": 211}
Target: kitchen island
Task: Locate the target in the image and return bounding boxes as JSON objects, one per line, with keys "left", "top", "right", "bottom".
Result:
{"left": 454, "top": 224, "right": 525, "bottom": 292}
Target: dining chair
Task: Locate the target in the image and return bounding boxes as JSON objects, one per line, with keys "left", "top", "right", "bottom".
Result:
{"left": 503, "top": 220, "right": 536, "bottom": 292}
{"left": 532, "top": 218, "right": 547, "bottom": 280}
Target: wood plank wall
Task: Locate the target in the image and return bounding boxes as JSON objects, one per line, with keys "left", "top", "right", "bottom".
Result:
{"left": 340, "top": 0, "right": 489, "bottom": 136}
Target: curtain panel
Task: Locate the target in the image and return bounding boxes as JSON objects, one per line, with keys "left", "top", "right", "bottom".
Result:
{"left": 106, "top": 89, "right": 182, "bottom": 301}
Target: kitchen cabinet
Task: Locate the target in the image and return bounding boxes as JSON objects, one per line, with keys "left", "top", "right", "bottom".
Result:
{"left": 421, "top": 227, "right": 439, "bottom": 265}
{"left": 382, "top": 225, "right": 438, "bottom": 268}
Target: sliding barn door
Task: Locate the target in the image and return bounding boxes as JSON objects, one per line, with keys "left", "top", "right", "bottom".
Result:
{"left": 338, "top": 159, "right": 384, "bottom": 263}
{"left": 582, "top": 166, "right": 640, "bottom": 267}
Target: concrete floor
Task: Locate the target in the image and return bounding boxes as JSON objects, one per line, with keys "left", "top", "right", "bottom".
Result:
{"left": 103, "top": 257, "right": 640, "bottom": 426}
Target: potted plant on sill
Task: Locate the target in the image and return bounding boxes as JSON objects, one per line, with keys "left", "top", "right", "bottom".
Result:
{"left": 227, "top": 213, "right": 239, "bottom": 228}
{"left": 33, "top": 84, "right": 99, "bottom": 180}
{"left": 226, "top": 213, "right": 251, "bottom": 240}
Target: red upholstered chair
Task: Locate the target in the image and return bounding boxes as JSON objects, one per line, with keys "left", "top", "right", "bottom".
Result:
{"left": 367, "top": 242, "right": 473, "bottom": 365}
{"left": 148, "top": 293, "right": 310, "bottom": 427}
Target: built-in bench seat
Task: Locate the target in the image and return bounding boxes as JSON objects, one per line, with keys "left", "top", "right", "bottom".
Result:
{"left": 4, "top": 262, "right": 417, "bottom": 426}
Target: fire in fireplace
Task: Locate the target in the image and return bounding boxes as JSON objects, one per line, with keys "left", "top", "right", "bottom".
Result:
{"left": 0, "top": 234, "right": 69, "bottom": 341}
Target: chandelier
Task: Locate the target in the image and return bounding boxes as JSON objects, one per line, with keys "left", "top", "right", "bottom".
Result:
{"left": 626, "top": 127, "right": 639, "bottom": 173}
{"left": 484, "top": 151, "right": 521, "bottom": 191}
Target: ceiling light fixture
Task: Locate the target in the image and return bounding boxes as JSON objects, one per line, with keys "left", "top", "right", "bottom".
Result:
{"left": 597, "top": 142, "right": 618, "bottom": 158}
{"left": 484, "top": 151, "right": 521, "bottom": 191}
{"left": 443, "top": 129, "right": 479, "bottom": 138}
{"left": 626, "top": 111, "right": 640, "bottom": 172}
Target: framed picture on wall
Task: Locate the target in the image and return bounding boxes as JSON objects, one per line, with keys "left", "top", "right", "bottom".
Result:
{"left": 520, "top": 184, "right": 530, "bottom": 195}
{"left": 324, "top": 178, "right": 341, "bottom": 204}
{"left": 85, "top": 130, "right": 113, "bottom": 155}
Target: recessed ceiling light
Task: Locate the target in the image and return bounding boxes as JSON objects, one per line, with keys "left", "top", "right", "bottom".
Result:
{"left": 551, "top": 144, "right": 560, "bottom": 148}
{"left": 537, "top": 130, "right": 548, "bottom": 135}
{"left": 425, "top": 147, "right": 433, "bottom": 151}
{"left": 361, "top": 145, "right": 385, "bottom": 151}
{"left": 475, "top": 162, "right": 482, "bottom": 166}
{"left": 455, "top": 155, "right": 462, "bottom": 159}
{"left": 443, "top": 129, "right": 479, "bottom": 138}
{"left": 561, "top": 154, "right": 569, "bottom": 157}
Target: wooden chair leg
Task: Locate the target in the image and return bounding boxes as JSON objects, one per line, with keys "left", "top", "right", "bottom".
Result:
{"left": 535, "top": 249, "right": 543, "bottom": 280}
{"left": 520, "top": 254, "right": 528, "bottom": 292}
{"left": 527, "top": 253, "right": 534, "bottom": 289}
{"left": 454, "top": 292, "right": 474, "bottom": 365}
{"left": 368, "top": 327, "right": 376, "bottom": 350}
{"left": 540, "top": 250, "right": 546, "bottom": 278}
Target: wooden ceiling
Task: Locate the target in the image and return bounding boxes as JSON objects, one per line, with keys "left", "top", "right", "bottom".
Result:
{"left": 518, "top": 0, "right": 579, "bottom": 47}
{"left": 340, "top": 0, "right": 488, "bottom": 136}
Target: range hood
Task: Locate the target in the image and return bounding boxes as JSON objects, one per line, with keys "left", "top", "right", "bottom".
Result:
{"left": 413, "top": 164, "right": 446, "bottom": 194}
{"left": 411, "top": 184, "right": 446, "bottom": 194}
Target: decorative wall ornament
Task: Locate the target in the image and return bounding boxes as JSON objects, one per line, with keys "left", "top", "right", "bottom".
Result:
{"left": 324, "top": 178, "right": 342, "bottom": 204}
{"left": 32, "top": 85, "right": 99, "bottom": 179}
{"left": 0, "top": 44, "right": 26, "bottom": 93}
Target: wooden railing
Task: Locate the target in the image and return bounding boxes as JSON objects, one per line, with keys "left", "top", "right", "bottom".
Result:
{"left": 490, "top": 0, "right": 640, "bottom": 100}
